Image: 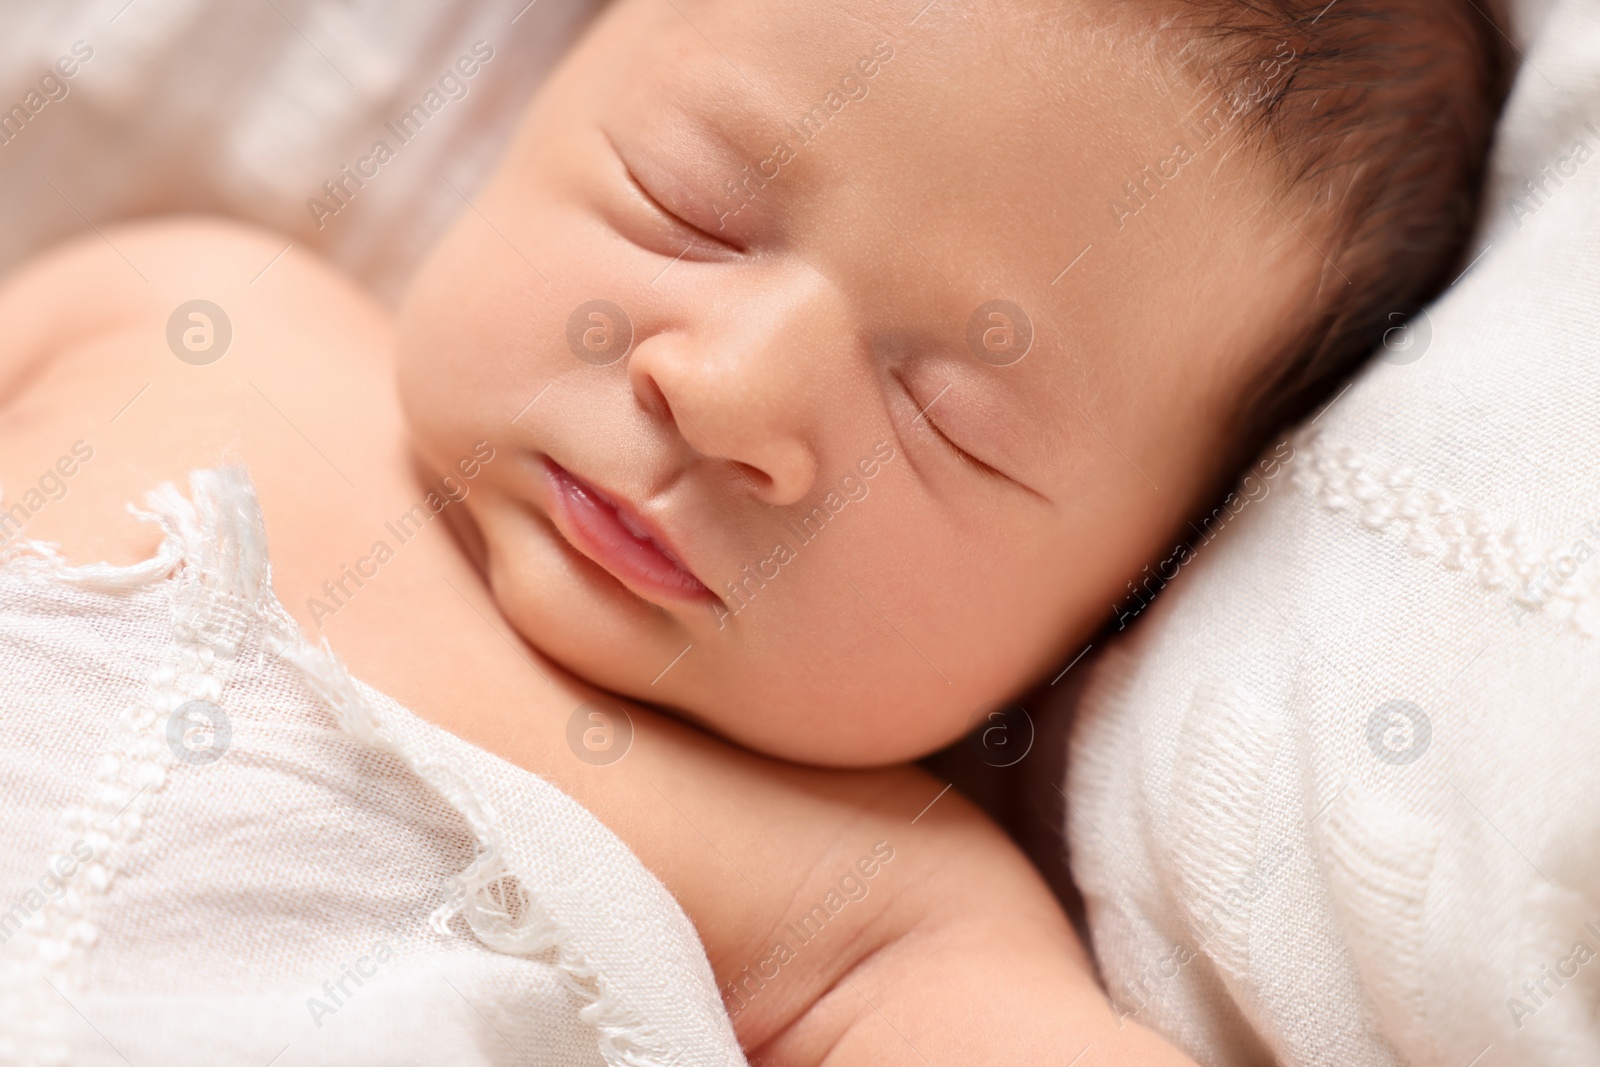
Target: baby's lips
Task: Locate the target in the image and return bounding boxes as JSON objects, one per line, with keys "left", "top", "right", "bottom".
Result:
{"left": 541, "top": 456, "right": 715, "bottom": 604}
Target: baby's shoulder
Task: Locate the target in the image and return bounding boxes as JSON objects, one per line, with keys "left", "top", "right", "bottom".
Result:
{"left": 0, "top": 215, "right": 385, "bottom": 392}
{"left": 0, "top": 215, "right": 402, "bottom": 561}
{"left": 0, "top": 214, "right": 582, "bottom": 757}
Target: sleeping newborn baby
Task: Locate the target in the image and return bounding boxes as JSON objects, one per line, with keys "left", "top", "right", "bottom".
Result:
{"left": 396, "top": 0, "right": 1498, "bottom": 767}
{"left": 0, "top": 0, "right": 1500, "bottom": 1062}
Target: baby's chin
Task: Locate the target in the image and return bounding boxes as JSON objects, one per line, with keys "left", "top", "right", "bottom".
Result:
{"left": 480, "top": 557, "right": 966, "bottom": 765}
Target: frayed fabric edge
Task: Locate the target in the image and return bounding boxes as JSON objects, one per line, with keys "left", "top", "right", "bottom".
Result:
{"left": 274, "top": 632, "right": 677, "bottom": 1067}
{"left": 7, "top": 466, "right": 687, "bottom": 1067}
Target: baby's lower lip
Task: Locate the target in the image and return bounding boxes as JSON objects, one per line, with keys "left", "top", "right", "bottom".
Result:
{"left": 541, "top": 457, "right": 714, "bottom": 604}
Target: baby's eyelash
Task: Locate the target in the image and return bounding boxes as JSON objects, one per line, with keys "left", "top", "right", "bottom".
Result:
{"left": 622, "top": 166, "right": 740, "bottom": 255}
{"left": 900, "top": 375, "right": 1043, "bottom": 497}
{"left": 904, "top": 380, "right": 1007, "bottom": 480}
{"left": 921, "top": 411, "right": 1006, "bottom": 479}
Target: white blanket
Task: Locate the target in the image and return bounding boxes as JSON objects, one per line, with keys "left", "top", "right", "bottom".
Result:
{"left": 1065, "top": 0, "right": 1600, "bottom": 1063}
{"left": 0, "top": 469, "right": 745, "bottom": 1066}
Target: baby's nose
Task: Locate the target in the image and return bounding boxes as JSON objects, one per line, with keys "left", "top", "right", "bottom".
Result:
{"left": 627, "top": 274, "right": 847, "bottom": 506}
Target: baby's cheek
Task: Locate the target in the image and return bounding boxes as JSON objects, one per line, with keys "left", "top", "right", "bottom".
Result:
{"left": 707, "top": 554, "right": 986, "bottom": 762}
{"left": 396, "top": 256, "right": 476, "bottom": 441}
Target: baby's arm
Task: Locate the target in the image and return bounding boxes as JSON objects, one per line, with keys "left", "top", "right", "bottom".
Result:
{"left": 566, "top": 707, "right": 1195, "bottom": 1067}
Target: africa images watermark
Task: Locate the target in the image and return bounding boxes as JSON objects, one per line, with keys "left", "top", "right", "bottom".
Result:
{"left": 1111, "top": 440, "right": 1295, "bottom": 629}
{"left": 966, "top": 701, "right": 1036, "bottom": 769}
{"left": 0, "top": 40, "right": 94, "bottom": 149}
{"left": 720, "top": 840, "right": 897, "bottom": 1020}
{"left": 711, "top": 440, "right": 896, "bottom": 629}
{"left": 305, "top": 442, "right": 496, "bottom": 627}
{"left": 709, "top": 40, "right": 896, "bottom": 232}
{"left": 1112, "top": 835, "right": 1303, "bottom": 1025}
{"left": 1508, "top": 511, "right": 1600, "bottom": 629}
{"left": 0, "top": 440, "right": 96, "bottom": 548}
{"left": 166, "top": 699, "right": 232, "bottom": 766}
{"left": 306, "top": 940, "right": 397, "bottom": 1028}
{"left": 1505, "top": 919, "right": 1600, "bottom": 1031}
{"left": 566, "top": 699, "right": 634, "bottom": 766}
{"left": 1505, "top": 118, "right": 1600, "bottom": 230}
{"left": 306, "top": 40, "right": 496, "bottom": 230}
{"left": 0, "top": 840, "right": 96, "bottom": 947}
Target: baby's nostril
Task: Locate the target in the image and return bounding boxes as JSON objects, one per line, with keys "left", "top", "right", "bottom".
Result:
{"left": 632, "top": 368, "right": 674, "bottom": 424}
{"left": 730, "top": 461, "right": 772, "bottom": 495}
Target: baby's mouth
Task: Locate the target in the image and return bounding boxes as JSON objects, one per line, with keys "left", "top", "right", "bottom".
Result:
{"left": 540, "top": 456, "right": 714, "bottom": 604}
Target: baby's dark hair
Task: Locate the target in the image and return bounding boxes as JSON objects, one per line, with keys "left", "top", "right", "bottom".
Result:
{"left": 1167, "top": 0, "right": 1510, "bottom": 459}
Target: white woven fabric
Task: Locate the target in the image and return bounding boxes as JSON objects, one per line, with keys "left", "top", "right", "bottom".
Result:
{"left": 1065, "top": 1, "right": 1600, "bottom": 1064}
{"left": 0, "top": 0, "right": 601, "bottom": 304}
{"left": 0, "top": 467, "right": 745, "bottom": 1067}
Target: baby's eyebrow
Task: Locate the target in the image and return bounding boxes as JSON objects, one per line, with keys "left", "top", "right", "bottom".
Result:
{"left": 658, "top": 112, "right": 745, "bottom": 170}
{"left": 624, "top": 107, "right": 776, "bottom": 223}
{"left": 643, "top": 98, "right": 764, "bottom": 176}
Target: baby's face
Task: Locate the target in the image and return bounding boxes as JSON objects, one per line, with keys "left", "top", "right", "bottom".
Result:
{"left": 398, "top": 0, "right": 1319, "bottom": 765}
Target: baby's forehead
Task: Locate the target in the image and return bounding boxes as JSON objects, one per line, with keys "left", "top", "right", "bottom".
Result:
{"left": 617, "top": 3, "right": 1215, "bottom": 278}
{"left": 640, "top": 0, "right": 1159, "bottom": 143}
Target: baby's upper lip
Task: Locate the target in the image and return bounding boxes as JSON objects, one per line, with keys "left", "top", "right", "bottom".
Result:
{"left": 539, "top": 455, "right": 714, "bottom": 602}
